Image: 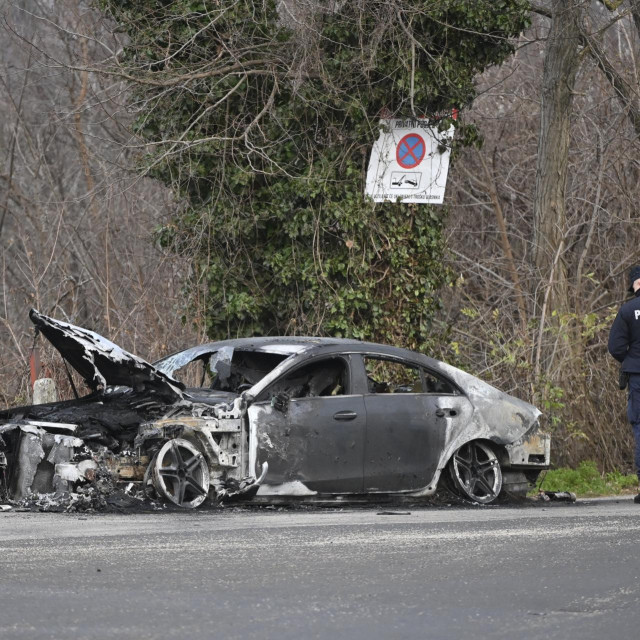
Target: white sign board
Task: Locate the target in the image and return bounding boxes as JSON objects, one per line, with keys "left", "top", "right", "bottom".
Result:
{"left": 365, "top": 118, "right": 454, "bottom": 204}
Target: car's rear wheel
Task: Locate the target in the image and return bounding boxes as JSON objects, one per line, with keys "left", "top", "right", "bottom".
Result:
{"left": 447, "top": 440, "right": 502, "bottom": 504}
{"left": 151, "top": 438, "right": 210, "bottom": 508}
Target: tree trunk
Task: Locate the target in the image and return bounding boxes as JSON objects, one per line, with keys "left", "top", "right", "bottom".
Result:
{"left": 533, "top": 0, "right": 581, "bottom": 376}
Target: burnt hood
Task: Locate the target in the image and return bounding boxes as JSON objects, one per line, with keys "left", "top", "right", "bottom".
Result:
{"left": 30, "top": 309, "right": 185, "bottom": 398}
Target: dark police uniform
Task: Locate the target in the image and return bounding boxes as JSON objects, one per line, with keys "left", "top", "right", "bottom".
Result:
{"left": 608, "top": 283, "right": 640, "bottom": 481}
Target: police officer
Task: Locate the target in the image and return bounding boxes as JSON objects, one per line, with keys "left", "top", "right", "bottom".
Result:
{"left": 608, "top": 265, "right": 640, "bottom": 503}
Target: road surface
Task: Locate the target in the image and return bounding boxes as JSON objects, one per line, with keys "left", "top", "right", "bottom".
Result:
{"left": 1, "top": 497, "right": 639, "bottom": 639}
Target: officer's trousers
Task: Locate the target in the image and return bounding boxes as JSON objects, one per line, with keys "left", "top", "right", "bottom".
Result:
{"left": 627, "top": 374, "right": 640, "bottom": 479}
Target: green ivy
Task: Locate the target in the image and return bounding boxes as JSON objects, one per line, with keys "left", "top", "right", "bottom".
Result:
{"left": 101, "top": 0, "right": 530, "bottom": 348}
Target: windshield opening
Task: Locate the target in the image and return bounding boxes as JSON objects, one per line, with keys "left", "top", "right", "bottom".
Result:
{"left": 169, "top": 348, "right": 290, "bottom": 393}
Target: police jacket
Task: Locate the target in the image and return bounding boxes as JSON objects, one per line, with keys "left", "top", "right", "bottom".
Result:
{"left": 608, "top": 290, "right": 640, "bottom": 373}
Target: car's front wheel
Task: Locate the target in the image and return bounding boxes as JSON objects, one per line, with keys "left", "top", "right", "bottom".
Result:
{"left": 447, "top": 441, "right": 502, "bottom": 504}
{"left": 150, "top": 438, "right": 210, "bottom": 508}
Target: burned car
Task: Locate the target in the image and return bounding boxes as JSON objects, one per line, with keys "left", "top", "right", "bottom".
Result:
{"left": 0, "top": 310, "right": 549, "bottom": 508}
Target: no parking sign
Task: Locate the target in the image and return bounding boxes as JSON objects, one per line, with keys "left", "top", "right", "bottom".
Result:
{"left": 396, "top": 133, "right": 426, "bottom": 169}
{"left": 365, "top": 117, "right": 455, "bottom": 204}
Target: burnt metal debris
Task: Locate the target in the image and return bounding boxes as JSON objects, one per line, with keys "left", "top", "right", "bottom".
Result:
{"left": 0, "top": 310, "right": 550, "bottom": 511}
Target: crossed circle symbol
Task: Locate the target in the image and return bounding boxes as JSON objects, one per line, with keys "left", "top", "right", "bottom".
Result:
{"left": 396, "top": 133, "right": 426, "bottom": 169}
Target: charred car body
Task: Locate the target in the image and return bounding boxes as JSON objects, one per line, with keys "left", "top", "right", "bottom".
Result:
{"left": 0, "top": 310, "right": 550, "bottom": 508}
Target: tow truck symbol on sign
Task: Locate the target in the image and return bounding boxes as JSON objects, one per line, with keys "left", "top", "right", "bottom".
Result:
{"left": 390, "top": 172, "right": 421, "bottom": 189}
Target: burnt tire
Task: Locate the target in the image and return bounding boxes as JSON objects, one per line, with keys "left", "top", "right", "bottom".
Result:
{"left": 500, "top": 470, "right": 535, "bottom": 501}
{"left": 447, "top": 441, "right": 502, "bottom": 505}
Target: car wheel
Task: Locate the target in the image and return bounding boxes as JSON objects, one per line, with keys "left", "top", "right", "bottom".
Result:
{"left": 151, "top": 438, "right": 210, "bottom": 508}
{"left": 447, "top": 441, "right": 502, "bottom": 504}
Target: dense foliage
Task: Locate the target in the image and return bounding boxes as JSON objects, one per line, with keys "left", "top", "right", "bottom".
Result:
{"left": 101, "top": 0, "right": 529, "bottom": 346}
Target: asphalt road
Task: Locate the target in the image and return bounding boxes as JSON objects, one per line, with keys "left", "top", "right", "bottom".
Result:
{"left": 1, "top": 498, "right": 640, "bottom": 640}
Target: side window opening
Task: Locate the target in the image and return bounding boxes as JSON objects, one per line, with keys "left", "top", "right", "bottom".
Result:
{"left": 268, "top": 358, "right": 348, "bottom": 399}
{"left": 364, "top": 357, "right": 423, "bottom": 394}
{"left": 422, "top": 368, "right": 457, "bottom": 394}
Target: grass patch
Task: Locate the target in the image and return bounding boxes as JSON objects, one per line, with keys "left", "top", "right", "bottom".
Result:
{"left": 534, "top": 460, "right": 638, "bottom": 497}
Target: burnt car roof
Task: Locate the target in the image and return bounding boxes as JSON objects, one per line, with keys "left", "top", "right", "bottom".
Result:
{"left": 155, "top": 336, "right": 445, "bottom": 370}
{"left": 153, "top": 337, "right": 364, "bottom": 374}
{"left": 158, "top": 336, "right": 361, "bottom": 356}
